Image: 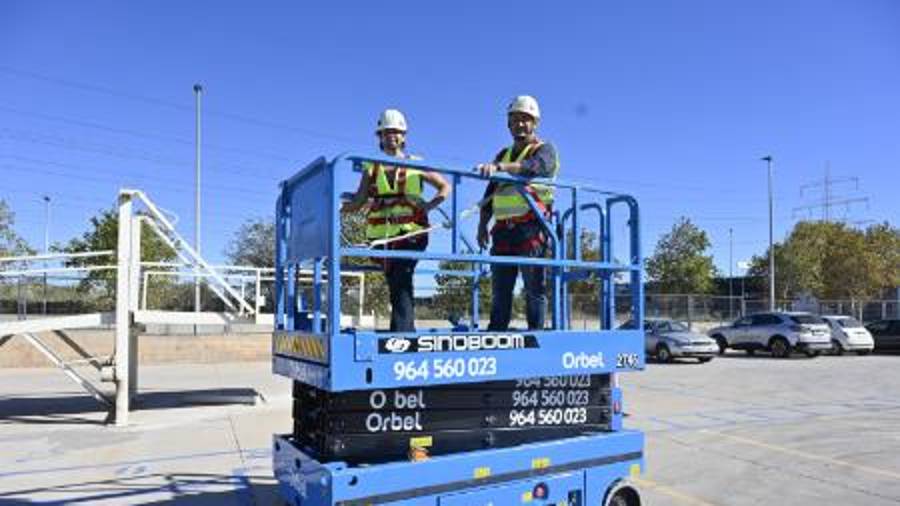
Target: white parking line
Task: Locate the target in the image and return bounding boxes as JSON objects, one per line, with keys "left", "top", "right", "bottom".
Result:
{"left": 701, "top": 429, "right": 900, "bottom": 481}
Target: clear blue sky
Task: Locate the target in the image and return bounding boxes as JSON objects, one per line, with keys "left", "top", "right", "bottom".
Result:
{"left": 2, "top": 1, "right": 898, "bottom": 276}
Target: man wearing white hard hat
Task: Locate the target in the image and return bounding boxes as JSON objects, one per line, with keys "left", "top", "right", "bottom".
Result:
{"left": 342, "top": 109, "right": 450, "bottom": 331}
{"left": 476, "top": 95, "right": 560, "bottom": 331}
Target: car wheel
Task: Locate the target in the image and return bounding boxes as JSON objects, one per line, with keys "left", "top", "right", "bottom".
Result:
{"left": 656, "top": 344, "right": 673, "bottom": 363}
{"left": 712, "top": 335, "right": 727, "bottom": 355}
{"left": 770, "top": 337, "right": 791, "bottom": 359}
{"left": 745, "top": 349, "right": 756, "bottom": 356}
{"left": 698, "top": 357, "right": 713, "bottom": 363}
{"left": 856, "top": 350, "right": 871, "bottom": 356}
{"left": 832, "top": 340, "right": 844, "bottom": 356}
{"left": 804, "top": 350, "right": 820, "bottom": 358}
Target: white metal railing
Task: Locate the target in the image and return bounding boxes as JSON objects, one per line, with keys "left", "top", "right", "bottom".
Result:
{"left": 0, "top": 250, "right": 114, "bottom": 264}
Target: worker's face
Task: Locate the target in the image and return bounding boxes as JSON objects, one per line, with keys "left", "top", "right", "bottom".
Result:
{"left": 379, "top": 129, "right": 406, "bottom": 153}
{"left": 508, "top": 112, "right": 537, "bottom": 141}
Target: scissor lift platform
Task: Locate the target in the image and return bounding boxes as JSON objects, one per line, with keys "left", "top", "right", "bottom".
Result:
{"left": 272, "top": 154, "right": 646, "bottom": 505}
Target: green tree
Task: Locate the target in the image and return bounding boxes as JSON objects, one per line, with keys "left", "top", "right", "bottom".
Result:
{"left": 64, "top": 208, "right": 176, "bottom": 307}
{"left": 225, "top": 217, "right": 275, "bottom": 267}
{"left": 863, "top": 222, "right": 900, "bottom": 296}
{"left": 646, "top": 217, "right": 716, "bottom": 293}
{"left": 749, "top": 220, "right": 900, "bottom": 303}
{"left": 0, "top": 199, "right": 33, "bottom": 256}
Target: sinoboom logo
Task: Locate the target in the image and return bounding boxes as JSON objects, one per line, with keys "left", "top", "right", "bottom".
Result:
{"left": 420, "top": 334, "right": 525, "bottom": 352}
{"left": 562, "top": 351, "right": 606, "bottom": 370}
{"left": 379, "top": 333, "right": 538, "bottom": 353}
{"left": 384, "top": 338, "right": 412, "bottom": 353}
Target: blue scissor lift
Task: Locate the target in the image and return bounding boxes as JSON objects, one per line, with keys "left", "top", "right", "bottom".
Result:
{"left": 272, "top": 154, "right": 645, "bottom": 506}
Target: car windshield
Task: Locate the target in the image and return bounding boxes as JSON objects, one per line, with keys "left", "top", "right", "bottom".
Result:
{"left": 665, "top": 321, "right": 689, "bottom": 332}
{"left": 837, "top": 317, "right": 863, "bottom": 328}
{"left": 789, "top": 314, "right": 824, "bottom": 325}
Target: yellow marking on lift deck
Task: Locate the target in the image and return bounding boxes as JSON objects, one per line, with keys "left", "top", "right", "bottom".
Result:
{"left": 409, "top": 436, "right": 433, "bottom": 448}
{"left": 473, "top": 466, "right": 491, "bottom": 479}
{"left": 273, "top": 333, "right": 326, "bottom": 360}
{"left": 702, "top": 429, "right": 900, "bottom": 481}
{"left": 632, "top": 477, "right": 720, "bottom": 506}
{"left": 531, "top": 457, "right": 550, "bottom": 469}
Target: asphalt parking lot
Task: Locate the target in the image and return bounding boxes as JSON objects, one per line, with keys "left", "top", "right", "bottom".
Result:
{"left": 1, "top": 352, "right": 899, "bottom": 505}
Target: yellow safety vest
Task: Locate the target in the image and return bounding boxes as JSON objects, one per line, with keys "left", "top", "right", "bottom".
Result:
{"left": 492, "top": 143, "right": 557, "bottom": 222}
{"left": 364, "top": 160, "right": 428, "bottom": 241}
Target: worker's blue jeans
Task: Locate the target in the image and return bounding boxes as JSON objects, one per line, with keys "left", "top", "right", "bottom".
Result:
{"left": 487, "top": 249, "right": 547, "bottom": 331}
{"left": 382, "top": 238, "right": 427, "bottom": 332}
{"left": 385, "top": 257, "right": 418, "bottom": 332}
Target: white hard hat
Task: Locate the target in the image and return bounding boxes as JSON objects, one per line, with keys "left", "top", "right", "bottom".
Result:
{"left": 376, "top": 109, "right": 408, "bottom": 132}
{"left": 507, "top": 95, "right": 541, "bottom": 120}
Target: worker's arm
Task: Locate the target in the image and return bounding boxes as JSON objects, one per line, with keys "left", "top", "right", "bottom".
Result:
{"left": 477, "top": 182, "right": 496, "bottom": 249}
{"left": 421, "top": 171, "right": 451, "bottom": 211}
{"left": 498, "top": 143, "right": 559, "bottom": 178}
{"left": 340, "top": 169, "right": 371, "bottom": 212}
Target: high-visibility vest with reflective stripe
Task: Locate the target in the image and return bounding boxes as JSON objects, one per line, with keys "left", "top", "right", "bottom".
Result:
{"left": 492, "top": 143, "right": 556, "bottom": 221}
{"left": 365, "top": 161, "right": 428, "bottom": 240}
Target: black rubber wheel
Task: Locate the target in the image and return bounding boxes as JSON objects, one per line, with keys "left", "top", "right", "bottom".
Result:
{"left": 832, "top": 340, "right": 844, "bottom": 356}
{"left": 745, "top": 349, "right": 756, "bottom": 356}
{"left": 804, "top": 350, "right": 820, "bottom": 358}
{"left": 657, "top": 344, "right": 673, "bottom": 363}
{"left": 609, "top": 495, "right": 629, "bottom": 506}
{"left": 856, "top": 350, "right": 872, "bottom": 356}
{"left": 712, "top": 335, "right": 727, "bottom": 355}
{"left": 698, "top": 357, "right": 713, "bottom": 363}
{"left": 608, "top": 487, "right": 641, "bottom": 506}
{"left": 770, "top": 337, "right": 791, "bottom": 359}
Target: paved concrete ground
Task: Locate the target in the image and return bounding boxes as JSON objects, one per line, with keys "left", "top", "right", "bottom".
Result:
{"left": 1, "top": 352, "right": 899, "bottom": 505}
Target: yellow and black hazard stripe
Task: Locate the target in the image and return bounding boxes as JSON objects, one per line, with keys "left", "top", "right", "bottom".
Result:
{"left": 273, "top": 332, "right": 328, "bottom": 363}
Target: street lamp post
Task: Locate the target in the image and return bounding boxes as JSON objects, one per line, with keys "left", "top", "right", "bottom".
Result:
{"left": 728, "top": 227, "right": 734, "bottom": 319}
{"left": 193, "top": 84, "right": 203, "bottom": 314}
{"left": 43, "top": 195, "right": 50, "bottom": 315}
{"left": 761, "top": 155, "right": 775, "bottom": 311}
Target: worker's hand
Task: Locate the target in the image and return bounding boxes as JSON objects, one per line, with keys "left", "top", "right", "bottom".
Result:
{"left": 477, "top": 223, "right": 490, "bottom": 250}
{"left": 477, "top": 162, "right": 500, "bottom": 178}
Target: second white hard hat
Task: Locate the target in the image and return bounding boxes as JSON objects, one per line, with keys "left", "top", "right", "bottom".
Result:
{"left": 376, "top": 109, "right": 408, "bottom": 132}
{"left": 507, "top": 95, "right": 541, "bottom": 120}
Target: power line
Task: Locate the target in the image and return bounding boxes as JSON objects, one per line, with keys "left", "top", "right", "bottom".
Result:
{"left": 0, "top": 127, "right": 286, "bottom": 179}
{"left": 0, "top": 65, "right": 363, "bottom": 145}
{"left": 0, "top": 104, "right": 297, "bottom": 162}
{"left": 0, "top": 156, "right": 274, "bottom": 197}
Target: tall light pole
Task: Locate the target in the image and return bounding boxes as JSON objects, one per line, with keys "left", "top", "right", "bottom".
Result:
{"left": 43, "top": 195, "right": 50, "bottom": 315}
{"left": 193, "top": 83, "right": 203, "bottom": 313}
{"left": 728, "top": 227, "right": 734, "bottom": 318}
{"left": 761, "top": 155, "right": 775, "bottom": 311}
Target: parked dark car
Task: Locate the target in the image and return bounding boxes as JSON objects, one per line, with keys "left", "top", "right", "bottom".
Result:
{"left": 864, "top": 319, "right": 900, "bottom": 352}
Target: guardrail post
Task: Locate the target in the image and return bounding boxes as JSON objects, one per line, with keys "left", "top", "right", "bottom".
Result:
{"left": 128, "top": 215, "right": 141, "bottom": 400}
{"left": 114, "top": 192, "right": 133, "bottom": 426}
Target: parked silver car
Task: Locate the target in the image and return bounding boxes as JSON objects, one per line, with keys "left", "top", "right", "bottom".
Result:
{"left": 622, "top": 318, "right": 718, "bottom": 363}
{"left": 707, "top": 312, "right": 832, "bottom": 358}
{"left": 821, "top": 315, "right": 874, "bottom": 355}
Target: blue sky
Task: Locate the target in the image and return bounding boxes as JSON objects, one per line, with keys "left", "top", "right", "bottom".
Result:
{"left": 2, "top": 1, "right": 898, "bottom": 277}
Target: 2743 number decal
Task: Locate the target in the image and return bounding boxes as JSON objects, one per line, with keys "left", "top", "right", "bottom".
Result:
{"left": 616, "top": 353, "right": 640, "bottom": 369}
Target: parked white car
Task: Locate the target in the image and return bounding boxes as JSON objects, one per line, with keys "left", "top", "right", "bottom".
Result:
{"left": 623, "top": 318, "right": 718, "bottom": 363}
{"left": 821, "top": 315, "right": 874, "bottom": 355}
{"left": 707, "top": 312, "right": 832, "bottom": 358}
